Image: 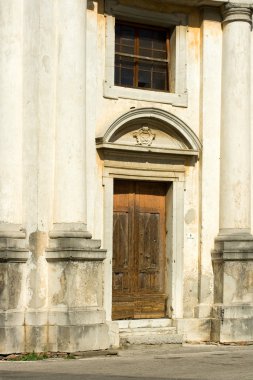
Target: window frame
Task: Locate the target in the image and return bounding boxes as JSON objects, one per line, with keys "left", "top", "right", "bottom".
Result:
{"left": 115, "top": 20, "right": 171, "bottom": 92}
{"left": 104, "top": 0, "right": 188, "bottom": 107}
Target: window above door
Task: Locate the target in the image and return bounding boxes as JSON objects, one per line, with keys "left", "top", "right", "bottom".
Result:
{"left": 104, "top": 0, "right": 188, "bottom": 107}
{"left": 115, "top": 21, "right": 171, "bottom": 92}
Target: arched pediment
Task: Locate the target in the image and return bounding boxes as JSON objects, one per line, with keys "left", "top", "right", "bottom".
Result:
{"left": 96, "top": 108, "right": 201, "bottom": 157}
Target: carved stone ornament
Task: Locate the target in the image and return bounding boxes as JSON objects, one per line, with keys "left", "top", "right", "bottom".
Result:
{"left": 133, "top": 126, "right": 156, "bottom": 146}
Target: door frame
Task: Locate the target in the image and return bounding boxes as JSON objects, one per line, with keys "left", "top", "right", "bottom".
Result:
{"left": 102, "top": 165, "right": 185, "bottom": 321}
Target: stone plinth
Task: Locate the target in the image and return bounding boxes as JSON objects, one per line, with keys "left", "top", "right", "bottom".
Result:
{"left": 211, "top": 304, "right": 253, "bottom": 343}
{"left": 44, "top": 230, "right": 109, "bottom": 353}
{"left": 212, "top": 234, "right": 253, "bottom": 342}
{"left": 0, "top": 227, "right": 110, "bottom": 354}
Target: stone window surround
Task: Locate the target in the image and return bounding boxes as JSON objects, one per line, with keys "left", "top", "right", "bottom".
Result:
{"left": 104, "top": 0, "right": 189, "bottom": 107}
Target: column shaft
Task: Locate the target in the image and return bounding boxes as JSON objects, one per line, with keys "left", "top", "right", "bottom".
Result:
{"left": 219, "top": 7, "right": 252, "bottom": 234}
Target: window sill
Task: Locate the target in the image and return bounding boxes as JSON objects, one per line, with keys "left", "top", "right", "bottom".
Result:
{"left": 103, "top": 82, "right": 188, "bottom": 107}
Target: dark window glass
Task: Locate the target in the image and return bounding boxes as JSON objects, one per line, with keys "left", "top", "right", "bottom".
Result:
{"left": 114, "top": 22, "right": 170, "bottom": 91}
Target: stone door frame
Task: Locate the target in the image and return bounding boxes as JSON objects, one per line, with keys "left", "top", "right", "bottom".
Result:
{"left": 96, "top": 107, "right": 201, "bottom": 322}
{"left": 102, "top": 167, "right": 185, "bottom": 321}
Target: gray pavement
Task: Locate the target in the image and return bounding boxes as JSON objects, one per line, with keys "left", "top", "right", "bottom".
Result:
{"left": 0, "top": 344, "right": 252, "bottom": 380}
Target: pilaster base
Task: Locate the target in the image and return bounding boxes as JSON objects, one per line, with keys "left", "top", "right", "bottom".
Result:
{"left": 45, "top": 223, "right": 109, "bottom": 353}
{"left": 0, "top": 309, "right": 110, "bottom": 353}
{"left": 0, "top": 223, "right": 110, "bottom": 353}
{"left": 211, "top": 305, "right": 253, "bottom": 343}
{"left": 211, "top": 233, "right": 253, "bottom": 342}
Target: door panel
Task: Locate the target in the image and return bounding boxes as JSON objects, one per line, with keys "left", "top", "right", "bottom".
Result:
{"left": 112, "top": 180, "right": 167, "bottom": 320}
{"left": 113, "top": 212, "right": 129, "bottom": 270}
{"left": 138, "top": 212, "right": 160, "bottom": 270}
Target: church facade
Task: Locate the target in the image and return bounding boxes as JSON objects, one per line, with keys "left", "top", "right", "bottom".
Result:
{"left": 1, "top": 0, "right": 253, "bottom": 353}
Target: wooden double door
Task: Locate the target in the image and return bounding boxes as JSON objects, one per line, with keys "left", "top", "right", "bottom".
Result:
{"left": 112, "top": 180, "right": 167, "bottom": 320}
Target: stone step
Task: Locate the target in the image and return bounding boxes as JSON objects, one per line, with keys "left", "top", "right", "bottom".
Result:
{"left": 120, "top": 326, "right": 177, "bottom": 337}
{"left": 118, "top": 319, "right": 183, "bottom": 345}
{"left": 117, "top": 318, "right": 173, "bottom": 329}
{"left": 120, "top": 333, "right": 183, "bottom": 345}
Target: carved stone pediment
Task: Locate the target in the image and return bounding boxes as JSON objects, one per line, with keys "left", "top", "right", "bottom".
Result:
{"left": 114, "top": 121, "right": 189, "bottom": 151}
{"left": 96, "top": 108, "right": 201, "bottom": 158}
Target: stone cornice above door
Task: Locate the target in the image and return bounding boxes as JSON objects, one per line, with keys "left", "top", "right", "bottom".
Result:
{"left": 96, "top": 108, "right": 201, "bottom": 160}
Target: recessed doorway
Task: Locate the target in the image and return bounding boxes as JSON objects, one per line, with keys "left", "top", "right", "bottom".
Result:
{"left": 112, "top": 180, "right": 167, "bottom": 320}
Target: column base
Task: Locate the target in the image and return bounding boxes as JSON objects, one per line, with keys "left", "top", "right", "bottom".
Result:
{"left": 211, "top": 232, "right": 253, "bottom": 343}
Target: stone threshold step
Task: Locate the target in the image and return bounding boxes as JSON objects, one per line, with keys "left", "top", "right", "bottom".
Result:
{"left": 117, "top": 319, "right": 173, "bottom": 329}
{"left": 120, "top": 327, "right": 177, "bottom": 336}
{"left": 121, "top": 333, "right": 183, "bottom": 345}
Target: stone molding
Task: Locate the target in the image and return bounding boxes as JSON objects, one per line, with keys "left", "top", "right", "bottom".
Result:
{"left": 0, "top": 224, "right": 25, "bottom": 238}
{"left": 97, "top": 108, "right": 202, "bottom": 153}
{"left": 212, "top": 232, "right": 253, "bottom": 261}
{"left": 0, "top": 251, "right": 29, "bottom": 263}
{"left": 97, "top": 143, "right": 198, "bottom": 159}
{"left": 222, "top": 4, "right": 252, "bottom": 25}
{"left": 105, "top": 0, "right": 188, "bottom": 26}
{"left": 0, "top": 224, "right": 29, "bottom": 262}
{"left": 48, "top": 223, "right": 92, "bottom": 239}
{"left": 45, "top": 250, "right": 107, "bottom": 262}
{"left": 47, "top": 222, "right": 106, "bottom": 261}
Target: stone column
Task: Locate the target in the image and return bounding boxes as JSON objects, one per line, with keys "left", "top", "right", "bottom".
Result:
{"left": 212, "top": 5, "right": 253, "bottom": 343}
{"left": 219, "top": 5, "right": 252, "bottom": 235}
